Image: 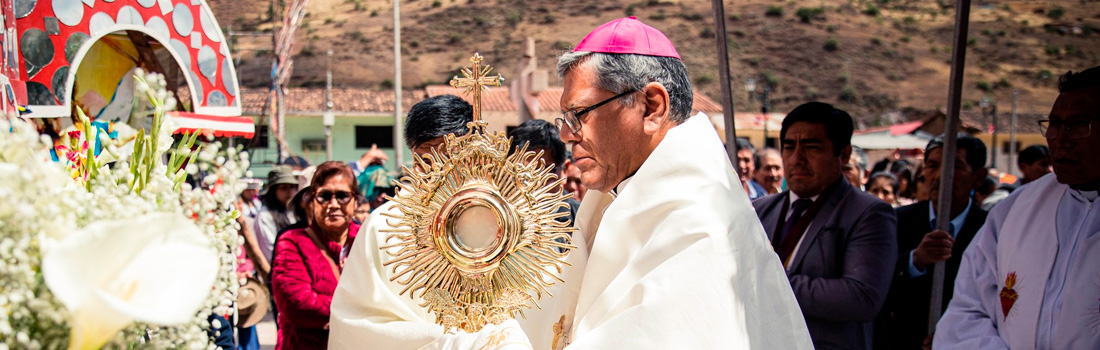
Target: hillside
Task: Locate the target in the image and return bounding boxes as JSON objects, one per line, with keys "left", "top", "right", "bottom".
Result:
{"left": 210, "top": 0, "right": 1100, "bottom": 126}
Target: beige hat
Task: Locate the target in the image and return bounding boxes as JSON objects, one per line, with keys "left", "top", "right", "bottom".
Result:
{"left": 236, "top": 277, "right": 270, "bottom": 328}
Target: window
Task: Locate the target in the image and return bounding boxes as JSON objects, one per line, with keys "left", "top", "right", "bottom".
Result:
{"left": 355, "top": 126, "right": 394, "bottom": 149}
{"left": 251, "top": 125, "right": 270, "bottom": 149}
{"left": 302, "top": 139, "right": 326, "bottom": 155}
{"left": 1002, "top": 141, "right": 1021, "bottom": 154}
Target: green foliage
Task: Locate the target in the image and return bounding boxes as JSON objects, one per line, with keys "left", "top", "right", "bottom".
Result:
{"left": 826, "top": 25, "right": 837, "bottom": 33}
{"left": 976, "top": 80, "right": 992, "bottom": 92}
{"left": 370, "top": 10, "right": 378, "bottom": 16}
{"left": 762, "top": 71, "right": 781, "bottom": 87}
{"left": 1037, "top": 70, "right": 1052, "bottom": 80}
{"left": 699, "top": 28, "right": 714, "bottom": 38}
{"left": 900, "top": 35, "right": 910, "bottom": 43}
{"left": 409, "top": 40, "right": 420, "bottom": 48}
{"left": 967, "top": 38, "right": 978, "bottom": 46}
{"left": 625, "top": 4, "right": 636, "bottom": 16}
{"left": 505, "top": 11, "right": 522, "bottom": 26}
{"left": 432, "top": 0, "right": 441, "bottom": 7}
{"left": 765, "top": 6, "right": 784, "bottom": 17}
{"left": 380, "top": 79, "right": 394, "bottom": 89}
{"left": 729, "top": 13, "right": 741, "bottom": 21}
{"left": 870, "top": 37, "right": 883, "bottom": 45}
{"left": 862, "top": 4, "right": 879, "bottom": 16}
{"left": 824, "top": 38, "right": 840, "bottom": 51}
{"left": 1047, "top": 7, "right": 1065, "bottom": 20}
{"left": 324, "top": 17, "right": 334, "bottom": 25}
{"left": 649, "top": 10, "right": 667, "bottom": 20}
{"left": 551, "top": 40, "right": 572, "bottom": 51}
{"left": 681, "top": 13, "right": 705, "bottom": 21}
{"left": 804, "top": 86, "right": 819, "bottom": 99}
{"left": 795, "top": 7, "right": 824, "bottom": 23}
{"left": 1045, "top": 45, "right": 1060, "bottom": 55}
{"left": 839, "top": 86, "right": 859, "bottom": 102}
{"left": 695, "top": 74, "right": 715, "bottom": 85}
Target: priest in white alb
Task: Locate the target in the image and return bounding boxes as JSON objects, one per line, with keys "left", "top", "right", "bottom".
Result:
{"left": 934, "top": 66, "right": 1100, "bottom": 349}
{"left": 329, "top": 17, "right": 813, "bottom": 349}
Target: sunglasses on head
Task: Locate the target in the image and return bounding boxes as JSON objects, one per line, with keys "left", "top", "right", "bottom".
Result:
{"left": 314, "top": 190, "right": 354, "bottom": 204}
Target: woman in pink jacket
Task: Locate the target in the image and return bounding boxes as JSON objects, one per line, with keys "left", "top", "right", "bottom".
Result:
{"left": 271, "top": 161, "right": 362, "bottom": 350}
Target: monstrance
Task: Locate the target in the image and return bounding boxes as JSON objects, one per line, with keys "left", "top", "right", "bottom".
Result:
{"left": 381, "top": 53, "right": 576, "bottom": 333}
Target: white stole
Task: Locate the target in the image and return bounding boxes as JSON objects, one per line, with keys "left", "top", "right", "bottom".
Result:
{"left": 994, "top": 175, "right": 1100, "bottom": 347}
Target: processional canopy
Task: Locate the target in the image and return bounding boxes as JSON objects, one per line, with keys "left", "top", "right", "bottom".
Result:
{"left": 381, "top": 53, "right": 576, "bottom": 333}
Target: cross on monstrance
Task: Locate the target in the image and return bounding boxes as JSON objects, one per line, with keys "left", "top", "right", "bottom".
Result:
{"left": 449, "top": 53, "right": 503, "bottom": 121}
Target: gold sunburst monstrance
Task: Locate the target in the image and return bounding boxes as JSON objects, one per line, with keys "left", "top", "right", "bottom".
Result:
{"left": 381, "top": 53, "right": 576, "bottom": 333}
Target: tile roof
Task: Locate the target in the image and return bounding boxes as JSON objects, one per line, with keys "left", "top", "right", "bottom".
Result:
{"left": 185, "top": 85, "right": 725, "bottom": 117}
{"left": 425, "top": 85, "right": 725, "bottom": 114}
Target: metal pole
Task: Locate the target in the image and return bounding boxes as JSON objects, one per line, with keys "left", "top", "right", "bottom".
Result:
{"left": 991, "top": 105, "right": 998, "bottom": 169}
{"left": 392, "top": 0, "right": 404, "bottom": 169}
{"left": 277, "top": 87, "right": 286, "bottom": 163}
{"left": 763, "top": 85, "right": 770, "bottom": 148}
{"left": 325, "top": 49, "right": 333, "bottom": 161}
{"left": 711, "top": 0, "right": 738, "bottom": 170}
{"left": 929, "top": 0, "right": 973, "bottom": 335}
{"left": 1010, "top": 90, "right": 1018, "bottom": 176}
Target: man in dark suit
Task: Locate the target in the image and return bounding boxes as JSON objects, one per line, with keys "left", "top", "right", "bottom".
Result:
{"left": 753, "top": 102, "right": 898, "bottom": 350}
{"left": 874, "top": 135, "right": 989, "bottom": 350}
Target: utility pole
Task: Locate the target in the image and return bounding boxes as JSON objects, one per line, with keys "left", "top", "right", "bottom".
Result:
{"left": 392, "top": 0, "right": 404, "bottom": 169}
{"left": 324, "top": 49, "right": 334, "bottom": 161}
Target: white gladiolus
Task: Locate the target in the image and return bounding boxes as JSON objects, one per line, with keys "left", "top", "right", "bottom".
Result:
{"left": 42, "top": 213, "right": 219, "bottom": 350}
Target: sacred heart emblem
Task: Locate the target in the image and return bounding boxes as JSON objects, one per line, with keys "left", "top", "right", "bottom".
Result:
{"left": 999, "top": 272, "right": 1019, "bottom": 318}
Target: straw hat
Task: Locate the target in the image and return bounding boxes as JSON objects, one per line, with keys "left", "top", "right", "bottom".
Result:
{"left": 235, "top": 277, "right": 270, "bottom": 328}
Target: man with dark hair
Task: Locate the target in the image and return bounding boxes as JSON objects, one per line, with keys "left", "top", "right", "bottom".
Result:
{"left": 936, "top": 66, "right": 1100, "bottom": 349}
{"left": 753, "top": 102, "right": 897, "bottom": 350}
{"left": 735, "top": 138, "right": 767, "bottom": 199}
{"left": 875, "top": 134, "right": 989, "bottom": 350}
{"left": 1017, "top": 144, "right": 1052, "bottom": 185}
{"left": 403, "top": 94, "right": 474, "bottom": 155}
{"left": 508, "top": 119, "right": 579, "bottom": 222}
{"left": 330, "top": 95, "right": 477, "bottom": 349}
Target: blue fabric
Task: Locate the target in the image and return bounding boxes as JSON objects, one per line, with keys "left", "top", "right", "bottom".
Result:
{"left": 237, "top": 325, "right": 260, "bottom": 350}
{"left": 207, "top": 314, "right": 235, "bottom": 350}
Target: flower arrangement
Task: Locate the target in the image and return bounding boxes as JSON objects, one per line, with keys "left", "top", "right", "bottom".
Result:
{"left": 0, "top": 70, "right": 249, "bottom": 350}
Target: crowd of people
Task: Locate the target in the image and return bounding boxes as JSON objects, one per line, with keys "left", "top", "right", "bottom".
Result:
{"left": 212, "top": 16, "right": 1098, "bottom": 350}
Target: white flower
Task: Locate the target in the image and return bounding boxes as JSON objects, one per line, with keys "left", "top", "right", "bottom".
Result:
{"left": 42, "top": 213, "right": 219, "bottom": 350}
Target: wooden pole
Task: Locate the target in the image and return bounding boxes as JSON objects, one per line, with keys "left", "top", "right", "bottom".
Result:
{"left": 710, "top": 0, "right": 739, "bottom": 170}
{"left": 929, "top": 0, "right": 973, "bottom": 335}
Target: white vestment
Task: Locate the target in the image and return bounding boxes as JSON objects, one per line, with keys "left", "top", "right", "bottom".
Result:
{"left": 329, "top": 113, "right": 812, "bottom": 349}
{"left": 934, "top": 174, "right": 1100, "bottom": 349}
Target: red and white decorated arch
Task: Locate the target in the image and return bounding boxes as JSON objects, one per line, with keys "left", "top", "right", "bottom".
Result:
{"left": 5, "top": 0, "right": 241, "bottom": 118}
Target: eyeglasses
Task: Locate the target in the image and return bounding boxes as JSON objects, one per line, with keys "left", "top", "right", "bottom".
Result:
{"left": 1038, "top": 118, "right": 1097, "bottom": 139}
{"left": 555, "top": 90, "right": 637, "bottom": 134}
{"left": 314, "top": 190, "right": 354, "bottom": 205}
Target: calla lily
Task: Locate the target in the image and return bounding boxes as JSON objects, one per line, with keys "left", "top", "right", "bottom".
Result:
{"left": 42, "top": 213, "right": 219, "bottom": 350}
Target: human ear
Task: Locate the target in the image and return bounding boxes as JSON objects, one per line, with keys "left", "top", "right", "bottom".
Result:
{"left": 641, "top": 82, "right": 671, "bottom": 134}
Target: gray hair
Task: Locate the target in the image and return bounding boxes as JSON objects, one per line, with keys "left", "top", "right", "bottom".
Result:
{"left": 556, "top": 51, "right": 693, "bottom": 123}
{"left": 852, "top": 145, "right": 868, "bottom": 172}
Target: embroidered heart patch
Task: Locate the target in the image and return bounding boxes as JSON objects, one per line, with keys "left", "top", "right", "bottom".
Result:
{"left": 999, "top": 272, "right": 1019, "bottom": 318}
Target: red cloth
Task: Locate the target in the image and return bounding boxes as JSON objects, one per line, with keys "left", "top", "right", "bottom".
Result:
{"left": 271, "top": 223, "right": 359, "bottom": 350}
